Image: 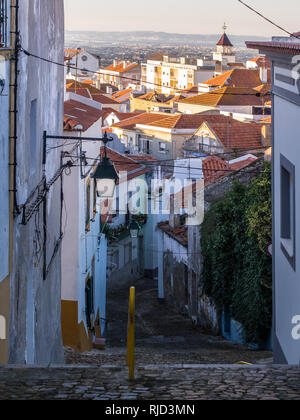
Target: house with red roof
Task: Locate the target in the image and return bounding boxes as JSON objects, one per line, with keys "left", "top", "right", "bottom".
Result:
{"left": 65, "top": 80, "right": 126, "bottom": 112}
{"left": 246, "top": 55, "right": 271, "bottom": 84}
{"left": 183, "top": 115, "right": 265, "bottom": 155}
{"left": 198, "top": 68, "right": 263, "bottom": 94}
{"left": 99, "top": 60, "right": 141, "bottom": 90}
{"left": 177, "top": 86, "right": 268, "bottom": 119}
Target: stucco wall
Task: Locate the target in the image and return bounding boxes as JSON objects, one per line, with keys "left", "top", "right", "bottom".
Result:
{"left": 274, "top": 96, "right": 300, "bottom": 365}
{"left": 9, "top": 0, "right": 65, "bottom": 365}
{"left": 0, "top": 57, "right": 10, "bottom": 283}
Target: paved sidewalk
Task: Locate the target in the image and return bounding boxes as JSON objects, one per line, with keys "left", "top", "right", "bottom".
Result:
{"left": 0, "top": 365, "right": 299, "bottom": 400}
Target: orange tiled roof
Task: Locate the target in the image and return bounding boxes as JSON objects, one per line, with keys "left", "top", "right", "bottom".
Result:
{"left": 137, "top": 114, "right": 238, "bottom": 131}
{"left": 229, "top": 156, "right": 258, "bottom": 171}
{"left": 64, "top": 100, "right": 102, "bottom": 132}
{"left": 202, "top": 155, "right": 229, "bottom": 185}
{"left": 157, "top": 221, "right": 188, "bottom": 247}
{"left": 111, "top": 88, "right": 134, "bottom": 102}
{"left": 129, "top": 155, "right": 159, "bottom": 162}
{"left": 67, "top": 87, "right": 120, "bottom": 105}
{"left": 104, "top": 61, "right": 138, "bottom": 73}
{"left": 178, "top": 87, "right": 262, "bottom": 107}
{"left": 111, "top": 113, "right": 170, "bottom": 130}
{"left": 66, "top": 88, "right": 91, "bottom": 98}
{"left": 100, "top": 147, "right": 149, "bottom": 181}
{"left": 249, "top": 56, "right": 271, "bottom": 68}
{"left": 202, "top": 118, "right": 263, "bottom": 151}
{"left": 172, "top": 154, "right": 259, "bottom": 209}
{"left": 67, "top": 80, "right": 107, "bottom": 94}
{"left": 201, "top": 69, "right": 262, "bottom": 88}
{"left": 254, "top": 83, "right": 271, "bottom": 94}
{"left": 64, "top": 48, "right": 83, "bottom": 58}
{"left": 90, "top": 94, "right": 120, "bottom": 105}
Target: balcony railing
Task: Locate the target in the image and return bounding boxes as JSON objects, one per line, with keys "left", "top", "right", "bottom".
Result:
{"left": 0, "top": 0, "right": 8, "bottom": 48}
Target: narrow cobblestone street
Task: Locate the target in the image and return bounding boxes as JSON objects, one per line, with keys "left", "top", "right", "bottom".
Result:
{"left": 66, "top": 277, "right": 274, "bottom": 366}
{"left": 0, "top": 365, "right": 299, "bottom": 400}
{"left": 1, "top": 278, "right": 300, "bottom": 400}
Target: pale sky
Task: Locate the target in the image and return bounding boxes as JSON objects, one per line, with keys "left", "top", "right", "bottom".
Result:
{"left": 64, "top": 0, "right": 300, "bottom": 37}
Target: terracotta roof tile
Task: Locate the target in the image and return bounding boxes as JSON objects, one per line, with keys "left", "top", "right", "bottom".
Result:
{"left": 201, "top": 69, "right": 262, "bottom": 88}
{"left": 111, "top": 88, "right": 134, "bottom": 102}
{"left": 100, "top": 147, "right": 149, "bottom": 181}
{"left": 178, "top": 87, "right": 262, "bottom": 107}
{"left": 157, "top": 221, "right": 188, "bottom": 247}
{"left": 202, "top": 119, "right": 263, "bottom": 151}
{"left": 246, "top": 41, "right": 300, "bottom": 55}
{"left": 249, "top": 56, "right": 271, "bottom": 68}
{"left": 104, "top": 62, "right": 138, "bottom": 73}
{"left": 64, "top": 100, "right": 102, "bottom": 132}
{"left": 202, "top": 155, "right": 229, "bottom": 185}
{"left": 111, "top": 113, "right": 170, "bottom": 130}
{"left": 90, "top": 94, "right": 120, "bottom": 105}
{"left": 66, "top": 80, "right": 106, "bottom": 95}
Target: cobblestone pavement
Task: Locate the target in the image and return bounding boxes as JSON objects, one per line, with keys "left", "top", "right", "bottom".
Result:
{"left": 64, "top": 277, "right": 273, "bottom": 366}
{"left": 2, "top": 278, "right": 295, "bottom": 400}
{"left": 0, "top": 365, "right": 299, "bottom": 400}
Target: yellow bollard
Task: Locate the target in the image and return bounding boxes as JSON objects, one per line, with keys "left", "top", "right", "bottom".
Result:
{"left": 127, "top": 286, "right": 135, "bottom": 379}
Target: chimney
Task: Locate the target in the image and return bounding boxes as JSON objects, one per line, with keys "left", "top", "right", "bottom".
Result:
{"left": 261, "top": 124, "right": 271, "bottom": 147}
{"left": 113, "top": 59, "right": 118, "bottom": 67}
{"left": 106, "top": 86, "right": 113, "bottom": 95}
{"left": 180, "top": 57, "right": 186, "bottom": 65}
{"left": 260, "top": 67, "right": 268, "bottom": 84}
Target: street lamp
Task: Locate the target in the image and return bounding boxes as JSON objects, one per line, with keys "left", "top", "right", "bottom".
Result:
{"left": 92, "top": 132, "right": 119, "bottom": 198}
{"left": 129, "top": 220, "right": 140, "bottom": 239}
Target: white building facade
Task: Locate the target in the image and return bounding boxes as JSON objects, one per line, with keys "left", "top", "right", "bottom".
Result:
{"left": 0, "top": 0, "right": 65, "bottom": 365}
{"left": 247, "top": 36, "right": 300, "bottom": 364}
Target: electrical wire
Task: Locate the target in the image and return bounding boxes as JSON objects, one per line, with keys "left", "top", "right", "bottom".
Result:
{"left": 65, "top": 154, "right": 267, "bottom": 175}
{"left": 20, "top": 46, "right": 272, "bottom": 97}
{"left": 238, "top": 0, "right": 300, "bottom": 40}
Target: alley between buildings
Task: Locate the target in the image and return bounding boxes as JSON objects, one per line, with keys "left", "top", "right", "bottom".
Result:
{"left": 1, "top": 278, "right": 300, "bottom": 401}
{"left": 65, "top": 277, "right": 273, "bottom": 366}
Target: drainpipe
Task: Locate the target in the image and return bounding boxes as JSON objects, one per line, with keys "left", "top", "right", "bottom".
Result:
{"left": 8, "top": 0, "right": 19, "bottom": 272}
{"left": 9, "top": 0, "right": 19, "bottom": 220}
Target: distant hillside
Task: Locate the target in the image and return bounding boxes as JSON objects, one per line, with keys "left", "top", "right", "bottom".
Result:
{"left": 65, "top": 30, "right": 269, "bottom": 47}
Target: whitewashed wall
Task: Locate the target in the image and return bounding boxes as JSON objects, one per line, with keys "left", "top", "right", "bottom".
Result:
{"left": 274, "top": 95, "right": 300, "bottom": 364}
{"left": 0, "top": 57, "right": 10, "bottom": 283}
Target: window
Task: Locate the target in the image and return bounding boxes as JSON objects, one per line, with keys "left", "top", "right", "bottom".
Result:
{"left": 280, "top": 154, "right": 296, "bottom": 270}
{"left": 0, "top": 0, "right": 8, "bottom": 48}
{"left": 159, "top": 142, "right": 166, "bottom": 153}
{"left": 86, "top": 179, "right": 91, "bottom": 232}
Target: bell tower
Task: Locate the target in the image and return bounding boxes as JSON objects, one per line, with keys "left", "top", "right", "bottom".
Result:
{"left": 213, "top": 24, "right": 236, "bottom": 73}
